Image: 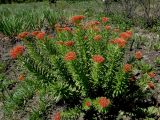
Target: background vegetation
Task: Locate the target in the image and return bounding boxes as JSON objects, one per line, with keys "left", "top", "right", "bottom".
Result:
{"left": 0, "top": 0, "right": 159, "bottom": 120}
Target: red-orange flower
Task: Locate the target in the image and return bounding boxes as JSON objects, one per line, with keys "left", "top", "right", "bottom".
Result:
{"left": 54, "top": 112, "right": 61, "bottom": 120}
{"left": 92, "top": 55, "right": 105, "bottom": 63}
{"left": 98, "top": 97, "right": 110, "bottom": 108}
{"left": 85, "top": 101, "right": 91, "bottom": 107}
{"left": 111, "top": 38, "right": 126, "bottom": 48}
{"left": 148, "top": 72, "right": 156, "bottom": 78}
{"left": 147, "top": 81, "right": 155, "bottom": 89}
{"left": 36, "top": 32, "right": 46, "bottom": 40}
{"left": 102, "top": 17, "right": 109, "bottom": 23}
{"left": 63, "top": 27, "right": 72, "bottom": 32}
{"left": 135, "top": 51, "right": 143, "bottom": 60}
{"left": 18, "top": 74, "right": 25, "bottom": 81}
{"left": 93, "top": 35, "right": 102, "bottom": 41}
{"left": 31, "top": 31, "right": 40, "bottom": 36}
{"left": 9, "top": 45, "right": 25, "bottom": 59}
{"left": 86, "top": 20, "right": 100, "bottom": 27}
{"left": 64, "top": 41, "right": 75, "bottom": 47}
{"left": 64, "top": 51, "right": 76, "bottom": 61}
{"left": 126, "top": 30, "right": 132, "bottom": 36}
{"left": 123, "top": 64, "right": 132, "bottom": 73}
{"left": 17, "top": 32, "right": 29, "bottom": 39}
{"left": 120, "top": 31, "right": 132, "bottom": 40}
{"left": 105, "top": 25, "right": 111, "bottom": 30}
{"left": 71, "top": 15, "right": 85, "bottom": 23}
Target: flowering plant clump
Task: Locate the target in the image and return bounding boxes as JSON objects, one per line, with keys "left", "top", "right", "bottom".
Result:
{"left": 9, "top": 15, "right": 157, "bottom": 119}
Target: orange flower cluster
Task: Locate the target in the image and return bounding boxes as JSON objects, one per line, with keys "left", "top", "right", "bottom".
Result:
{"left": 84, "top": 20, "right": 100, "bottom": 30}
{"left": 102, "top": 17, "right": 109, "bottom": 23}
{"left": 63, "top": 27, "right": 72, "bottom": 32}
{"left": 119, "top": 30, "right": 132, "bottom": 40}
{"left": 64, "top": 41, "right": 75, "bottom": 47}
{"left": 64, "top": 51, "right": 76, "bottom": 61}
{"left": 147, "top": 81, "right": 155, "bottom": 89}
{"left": 135, "top": 51, "right": 142, "bottom": 60}
{"left": 148, "top": 72, "right": 156, "bottom": 78}
{"left": 18, "top": 74, "right": 25, "bottom": 81}
{"left": 85, "top": 101, "right": 91, "bottom": 107}
{"left": 105, "top": 25, "right": 111, "bottom": 30}
{"left": 9, "top": 45, "right": 25, "bottom": 59}
{"left": 93, "top": 35, "right": 102, "bottom": 41}
{"left": 71, "top": 15, "right": 85, "bottom": 24}
{"left": 31, "top": 31, "right": 40, "bottom": 36}
{"left": 92, "top": 55, "right": 105, "bottom": 63}
{"left": 17, "top": 32, "right": 29, "bottom": 39}
{"left": 36, "top": 32, "right": 46, "bottom": 40}
{"left": 53, "top": 112, "right": 61, "bottom": 120}
{"left": 110, "top": 38, "right": 126, "bottom": 48}
{"left": 98, "top": 97, "right": 110, "bottom": 108}
{"left": 123, "top": 64, "right": 132, "bottom": 73}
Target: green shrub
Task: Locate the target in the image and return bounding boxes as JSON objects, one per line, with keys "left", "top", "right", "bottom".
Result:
{"left": 7, "top": 15, "right": 157, "bottom": 119}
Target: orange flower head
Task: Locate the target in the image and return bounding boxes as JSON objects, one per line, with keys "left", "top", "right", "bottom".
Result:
{"left": 86, "top": 20, "right": 100, "bottom": 27}
{"left": 54, "top": 112, "right": 61, "bottom": 120}
{"left": 102, "top": 17, "right": 109, "bottom": 23}
{"left": 17, "top": 32, "right": 29, "bottom": 39}
{"left": 36, "top": 32, "right": 46, "bottom": 40}
{"left": 9, "top": 45, "right": 25, "bottom": 59}
{"left": 31, "top": 31, "right": 40, "bottom": 36}
{"left": 18, "top": 74, "right": 25, "bottom": 81}
{"left": 85, "top": 101, "right": 91, "bottom": 107}
{"left": 105, "top": 25, "right": 111, "bottom": 30}
{"left": 93, "top": 20, "right": 100, "bottom": 25}
{"left": 63, "top": 27, "right": 72, "bottom": 32}
{"left": 64, "top": 41, "right": 75, "bottom": 47}
{"left": 112, "top": 38, "right": 126, "bottom": 48}
{"left": 64, "top": 51, "right": 76, "bottom": 61}
{"left": 120, "top": 31, "right": 132, "bottom": 40}
{"left": 98, "top": 97, "right": 110, "bottom": 108}
{"left": 71, "top": 15, "right": 85, "bottom": 24}
{"left": 148, "top": 72, "right": 156, "bottom": 78}
{"left": 126, "top": 30, "right": 132, "bottom": 36}
{"left": 93, "top": 35, "right": 102, "bottom": 41}
{"left": 147, "top": 81, "right": 155, "bottom": 89}
{"left": 123, "top": 64, "right": 132, "bottom": 73}
{"left": 92, "top": 55, "right": 105, "bottom": 63}
{"left": 135, "top": 51, "right": 143, "bottom": 60}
